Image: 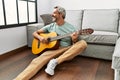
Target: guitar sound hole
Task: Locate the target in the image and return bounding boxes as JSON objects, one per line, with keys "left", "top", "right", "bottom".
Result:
{"left": 38, "top": 40, "right": 40, "bottom": 48}
{"left": 47, "top": 37, "right": 51, "bottom": 42}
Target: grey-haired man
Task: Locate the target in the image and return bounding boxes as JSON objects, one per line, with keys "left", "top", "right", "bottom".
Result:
{"left": 14, "top": 6, "right": 87, "bottom": 80}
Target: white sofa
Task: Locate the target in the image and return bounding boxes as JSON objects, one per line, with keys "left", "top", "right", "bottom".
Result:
{"left": 65, "top": 9, "right": 119, "bottom": 60}
{"left": 112, "top": 38, "right": 120, "bottom": 80}
{"left": 27, "top": 9, "right": 120, "bottom": 80}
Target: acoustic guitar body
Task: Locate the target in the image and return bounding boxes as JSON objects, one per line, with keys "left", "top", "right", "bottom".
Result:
{"left": 32, "top": 28, "right": 94, "bottom": 55}
{"left": 32, "top": 32, "right": 59, "bottom": 54}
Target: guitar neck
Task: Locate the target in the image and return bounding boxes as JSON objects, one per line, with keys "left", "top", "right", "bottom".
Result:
{"left": 50, "top": 33, "right": 71, "bottom": 41}
{"left": 49, "top": 28, "right": 94, "bottom": 42}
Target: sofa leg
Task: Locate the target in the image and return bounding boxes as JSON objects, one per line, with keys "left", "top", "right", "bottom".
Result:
{"left": 114, "top": 70, "right": 120, "bottom": 80}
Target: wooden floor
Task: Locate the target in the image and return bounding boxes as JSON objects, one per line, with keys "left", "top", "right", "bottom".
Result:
{"left": 0, "top": 47, "right": 114, "bottom": 80}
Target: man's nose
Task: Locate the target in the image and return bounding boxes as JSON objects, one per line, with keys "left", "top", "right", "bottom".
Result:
{"left": 51, "top": 14, "right": 55, "bottom": 17}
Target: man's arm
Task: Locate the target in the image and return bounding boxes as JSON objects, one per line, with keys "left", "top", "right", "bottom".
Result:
{"left": 33, "top": 29, "right": 49, "bottom": 43}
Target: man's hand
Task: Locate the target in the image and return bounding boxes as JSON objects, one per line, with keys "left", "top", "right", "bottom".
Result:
{"left": 33, "top": 29, "right": 49, "bottom": 44}
{"left": 70, "top": 32, "right": 79, "bottom": 43}
{"left": 38, "top": 36, "right": 49, "bottom": 44}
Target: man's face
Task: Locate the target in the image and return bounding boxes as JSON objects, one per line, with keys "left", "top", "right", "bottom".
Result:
{"left": 51, "top": 9, "right": 60, "bottom": 22}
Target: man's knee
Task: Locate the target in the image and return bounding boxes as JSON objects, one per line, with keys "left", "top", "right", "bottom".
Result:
{"left": 80, "top": 40, "right": 87, "bottom": 47}
{"left": 76, "top": 40, "right": 87, "bottom": 48}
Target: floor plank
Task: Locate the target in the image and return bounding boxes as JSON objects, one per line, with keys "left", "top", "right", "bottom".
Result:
{"left": 95, "top": 60, "right": 114, "bottom": 80}
{"left": 0, "top": 48, "right": 114, "bottom": 80}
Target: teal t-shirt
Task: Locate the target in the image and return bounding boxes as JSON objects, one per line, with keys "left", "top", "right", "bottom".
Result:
{"left": 41, "top": 22, "right": 77, "bottom": 47}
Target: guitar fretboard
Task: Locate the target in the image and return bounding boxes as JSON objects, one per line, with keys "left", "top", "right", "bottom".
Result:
{"left": 49, "top": 28, "right": 94, "bottom": 42}
{"left": 50, "top": 32, "right": 72, "bottom": 41}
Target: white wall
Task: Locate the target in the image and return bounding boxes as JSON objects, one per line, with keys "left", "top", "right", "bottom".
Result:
{"left": 50, "top": 0, "right": 120, "bottom": 10}
{"left": 37, "top": 0, "right": 52, "bottom": 22}
{"left": 0, "top": 26, "right": 27, "bottom": 55}
{"left": 37, "top": 0, "right": 120, "bottom": 22}
{"left": 0, "top": 0, "right": 50, "bottom": 55}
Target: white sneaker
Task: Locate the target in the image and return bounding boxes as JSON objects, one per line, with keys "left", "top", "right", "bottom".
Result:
{"left": 45, "top": 59, "right": 58, "bottom": 75}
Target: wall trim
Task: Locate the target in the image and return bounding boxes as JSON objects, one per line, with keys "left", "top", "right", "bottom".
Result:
{"left": 0, "top": 45, "right": 28, "bottom": 61}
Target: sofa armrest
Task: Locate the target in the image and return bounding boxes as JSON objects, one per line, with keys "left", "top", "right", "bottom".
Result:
{"left": 27, "top": 23, "right": 44, "bottom": 47}
{"left": 112, "top": 37, "right": 120, "bottom": 70}
{"left": 118, "top": 20, "right": 120, "bottom": 36}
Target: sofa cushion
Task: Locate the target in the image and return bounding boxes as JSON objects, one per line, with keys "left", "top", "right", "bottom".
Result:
{"left": 40, "top": 14, "right": 53, "bottom": 26}
{"left": 80, "top": 31, "right": 119, "bottom": 45}
{"left": 65, "top": 10, "right": 83, "bottom": 30}
{"left": 82, "top": 9, "right": 119, "bottom": 32}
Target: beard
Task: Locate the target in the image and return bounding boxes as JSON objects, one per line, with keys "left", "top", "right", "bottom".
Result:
{"left": 52, "top": 17, "right": 57, "bottom": 22}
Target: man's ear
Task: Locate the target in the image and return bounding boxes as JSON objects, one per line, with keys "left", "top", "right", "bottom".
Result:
{"left": 59, "top": 13, "right": 63, "bottom": 19}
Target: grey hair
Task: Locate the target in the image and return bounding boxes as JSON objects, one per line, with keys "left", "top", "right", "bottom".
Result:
{"left": 54, "top": 6, "right": 66, "bottom": 19}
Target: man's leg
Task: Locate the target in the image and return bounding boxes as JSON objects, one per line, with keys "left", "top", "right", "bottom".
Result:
{"left": 57, "top": 40, "right": 87, "bottom": 64}
{"left": 45, "top": 40, "right": 87, "bottom": 75}
{"left": 14, "top": 47, "right": 70, "bottom": 80}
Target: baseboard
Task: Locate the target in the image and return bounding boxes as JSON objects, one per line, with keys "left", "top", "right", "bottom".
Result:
{"left": 0, "top": 45, "right": 28, "bottom": 61}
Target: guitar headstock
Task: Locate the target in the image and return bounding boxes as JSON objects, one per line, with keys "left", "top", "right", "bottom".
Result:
{"left": 79, "top": 28, "right": 94, "bottom": 35}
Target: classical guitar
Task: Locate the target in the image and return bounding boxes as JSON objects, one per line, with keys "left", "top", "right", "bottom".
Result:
{"left": 32, "top": 28, "right": 94, "bottom": 54}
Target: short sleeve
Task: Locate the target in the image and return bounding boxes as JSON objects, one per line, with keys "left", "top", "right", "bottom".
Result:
{"left": 41, "top": 25, "right": 50, "bottom": 33}
{"left": 41, "top": 23, "right": 55, "bottom": 33}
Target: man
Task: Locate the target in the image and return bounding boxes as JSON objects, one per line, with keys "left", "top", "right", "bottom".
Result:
{"left": 14, "top": 6, "right": 87, "bottom": 80}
